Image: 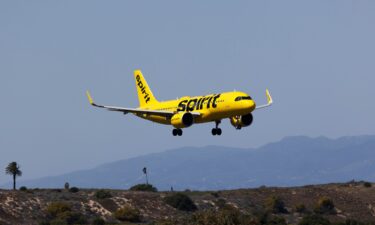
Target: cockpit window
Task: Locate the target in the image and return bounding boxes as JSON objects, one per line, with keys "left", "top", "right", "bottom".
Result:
{"left": 235, "top": 96, "right": 252, "bottom": 101}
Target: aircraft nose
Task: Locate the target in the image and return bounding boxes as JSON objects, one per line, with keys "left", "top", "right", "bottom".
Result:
{"left": 246, "top": 100, "right": 256, "bottom": 111}
{"left": 243, "top": 100, "right": 255, "bottom": 111}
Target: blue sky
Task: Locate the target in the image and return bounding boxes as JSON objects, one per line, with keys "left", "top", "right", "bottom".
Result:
{"left": 1, "top": 1, "right": 374, "bottom": 183}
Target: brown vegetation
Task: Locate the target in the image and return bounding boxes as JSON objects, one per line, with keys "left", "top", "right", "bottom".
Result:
{"left": 0, "top": 182, "right": 375, "bottom": 224}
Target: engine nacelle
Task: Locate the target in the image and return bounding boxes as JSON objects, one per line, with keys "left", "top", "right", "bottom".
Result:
{"left": 230, "top": 113, "right": 253, "bottom": 129}
{"left": 171, "top": 112, "right": 194, "bottom": 128}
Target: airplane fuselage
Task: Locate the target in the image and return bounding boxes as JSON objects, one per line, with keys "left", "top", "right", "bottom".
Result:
{"left": 135, "top": 91, "right": 256, "bottom": 125}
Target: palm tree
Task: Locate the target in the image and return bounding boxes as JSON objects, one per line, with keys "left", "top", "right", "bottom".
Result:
{"left": 5, "top": 162, "right": 22, "bottom": 190}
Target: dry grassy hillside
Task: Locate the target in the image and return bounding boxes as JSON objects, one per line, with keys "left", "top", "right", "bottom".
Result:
{"left": 1, "top": 182, "right": 375, "bottom": 225}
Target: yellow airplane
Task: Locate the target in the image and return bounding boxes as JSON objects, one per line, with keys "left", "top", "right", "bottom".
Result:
{"left": 86, "top": 70, "right": 273, "bottom": 136}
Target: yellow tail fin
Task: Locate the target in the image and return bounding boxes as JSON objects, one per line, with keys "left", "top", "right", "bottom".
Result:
{"left": 134, "top": 70, "right": 158, "bottom": 107}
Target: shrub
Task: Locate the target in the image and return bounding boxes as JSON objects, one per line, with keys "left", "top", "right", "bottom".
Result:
{"left": 164, "top": 193, "right": 197, "bottom": 211}
{"left": 69, "top": 187, "right": 79, "bottom": 193}
{"left": 46, "top": 201, "right": 87, "bottom": 224}
{"left": 215, "top": 198, "right": 227, "bottom": 209}
{"left": 267, "top": 216, "right": 287, "bottom": 225}
{"left": 314, "top": 197, "right": 335, "bottom": 214}
{"left": 92, "top": 217, "right": 106, "bottom": 225}
{"left": 299, "top": 214, "right": 330, "bottom": 225}
{"left": 47, "top": 202, "right": 72, "bottom": 218}
{"left": 38, "top": 221, "right": 50, "bottom": 225}
{"left": 130, "top": 183, "right": 158, "bottom": 192}
{"left": 59, "top": 211, "right": 86, "bottom": 224}
{"left": 295, "top": 204, "right": 307, "bottom": 213}
{"left": 339, "top": 219, "right": 365, "bottom": 225}
{"left": 265, "top": 196, "right": 287, "bottom": 213}
{"left": 49, "top": 219, "right": 67, "bottom": 225}
{"left": 191, "top": 208, "right": 257, "bottom": 225}
{"left": 64, "top": 182, "right": 70, "bottom": 190}
{"left": 364, "top": 182, "right": 372, "bottom": 188}
{"left": 114, "top": 206, "right": 141, "bottom": 222}
{"left": 97, "top": 198, "right": 118, "bottom": 212}
{"left": 95, "top": 189, "right": 112, "bottom": 199}
{"left": 19, "top": 186, "right": 28, "bottom": 191}
{"left": 211, "top": 192, "right": 220, "bottom": 198}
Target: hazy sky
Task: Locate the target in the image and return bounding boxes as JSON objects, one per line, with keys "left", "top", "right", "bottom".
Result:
{"left": 1, "top": 1, "right": 374, "bottom": 184}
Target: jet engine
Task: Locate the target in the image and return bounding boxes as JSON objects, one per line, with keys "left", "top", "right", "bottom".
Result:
{"left": 230, "top": 113, "right": 253, "bottom": 129}
{"left": 171, "top": 112, "right": 194, "bottom": 128}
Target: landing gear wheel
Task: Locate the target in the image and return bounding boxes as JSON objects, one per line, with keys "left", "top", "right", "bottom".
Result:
{"left": 173, "top": 129, "right": 183, "bottom": 136}
{"left": 212, "top": 120, "right": 222, "bottom": 136}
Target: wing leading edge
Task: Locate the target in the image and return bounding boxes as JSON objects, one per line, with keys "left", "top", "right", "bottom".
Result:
{"left": 86, "top": 91, "right": 200, "bottom": 117}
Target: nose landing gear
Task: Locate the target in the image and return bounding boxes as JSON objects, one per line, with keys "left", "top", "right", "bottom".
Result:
{"left": 212, "top": 120, "right": 222, "bottom": 136}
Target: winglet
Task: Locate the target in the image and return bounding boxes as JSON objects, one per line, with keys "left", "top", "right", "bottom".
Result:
{"left": 86, "top": 91, "right": 94, "bottom": 105}
{"left": 255, "top": 89, "right": 273, "bottom": 110}
{"left": 266, "top": 89, "right": 273, "bottom": 105}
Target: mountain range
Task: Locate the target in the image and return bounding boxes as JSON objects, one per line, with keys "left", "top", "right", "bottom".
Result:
{"left": 4, "top": 135, "right": 375, "bottom": 190}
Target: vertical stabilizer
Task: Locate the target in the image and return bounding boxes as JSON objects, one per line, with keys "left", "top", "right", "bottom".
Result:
{"left": 134, "top": 70, "right": 158, "bottom": 107}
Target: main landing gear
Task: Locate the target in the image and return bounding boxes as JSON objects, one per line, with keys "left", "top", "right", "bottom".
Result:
{"left": 212, "top": 120, "right": 222, "bottom": 136}
{"left": 172, "top": 128, "right": 183, "bottom": 136}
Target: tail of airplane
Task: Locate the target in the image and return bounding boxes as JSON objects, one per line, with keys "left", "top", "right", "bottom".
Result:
{"left": 134, "top": 70, "right": 159, "bottom": 107}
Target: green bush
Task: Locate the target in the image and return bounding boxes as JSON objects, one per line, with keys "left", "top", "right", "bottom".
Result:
{"left": 95, "top": 189, "right": 112, "bottom": 199}
{"left": 46, "top": 201, "right": 87, "bottom": 224}
{"left": 58, "top": 211, "right": 87, "bottom": 224}
{"left": 314, "top": 197, "right": 335, "bottom": 214}
{"left": 92, "top": 217, "right": 106, "bottom": 225}
{"left": 47, "top": 202, "right": 72, "bottom": 218}
{"left": 265, "top": 196, "right": 288, "bottom": 213}
{"left": 49, "top": 219, "right": 67, "bottom": 225}
{"left": 336, "top": 219, "right": 365, "bottom": 225}
{"left": 295, "top": 204, "right": 307, "bottom": 213}
{"left": 69, "top": 187, "right": 79, "bottom": 193}
{"left": 364, "top": 182, "right": 372, "bottom": 188}
{"left": 253, "top": 208, "right": 286, "bottom": 225}
{"left": 215, "top": 198, "right": 227, "bottom": 209}
{"left": 19, "top": 186, "right": 28, "bottom": 191}
{"left": 190, "top": 208, "right": 258, "bottom": 225}
{"left": 38, "top": 221, "right": 50, "bottom": 225}
{"left": 114, "top": 206, "right": 141, "bottom": 222}
{"left": 299, "top": 214, "right": 330, "bottom": 225}
{"left": 164, "top": 193, "right": 197, "bottom": 212}
{"left": 130, "top": 183, "right": 158, "bottom": 192}
{"left": 267, "top": 216, "right": 287, "bottom": 225}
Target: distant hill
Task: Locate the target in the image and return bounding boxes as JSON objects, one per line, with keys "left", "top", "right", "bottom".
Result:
{"left": 7, "top": 135, "right": 375, "bottom": 190}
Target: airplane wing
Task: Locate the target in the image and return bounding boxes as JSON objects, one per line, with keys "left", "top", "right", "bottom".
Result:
{"left": 86, "top": 91, "right": 200, "bottom": 117}
{"left": 255, "top": 89, "right": 273, "bottom": 110}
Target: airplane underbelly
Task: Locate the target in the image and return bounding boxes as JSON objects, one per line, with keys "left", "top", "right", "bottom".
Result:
{"left": 195, "top": 107, "right": 252, "bottom": 123}
{"left": 135, "top": 114, "right": 171, "bottom": 125}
